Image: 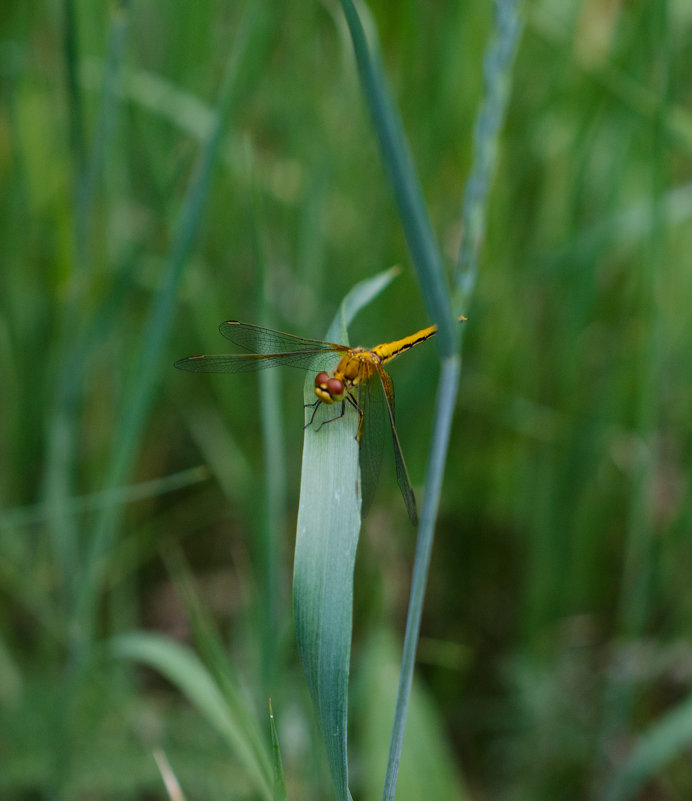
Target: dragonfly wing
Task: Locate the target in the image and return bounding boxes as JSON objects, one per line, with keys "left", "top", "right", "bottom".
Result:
{"left": 219, "top": 320, "right": 344, "bottom": 354}
{"left": 375, "top": 365, "right": 418, "bottom": 525}
{"left": 356, "top": 367, "right": 386, "bottom": 520}
{"left": 174, "top": 348, "right": 339, "bottom": 374}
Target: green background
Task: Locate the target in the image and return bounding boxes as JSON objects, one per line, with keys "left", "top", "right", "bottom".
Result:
{"left": 2, "top": 1, "right": 691, "bottom": 799}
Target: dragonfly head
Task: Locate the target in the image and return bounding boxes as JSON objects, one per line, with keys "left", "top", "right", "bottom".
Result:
{"left": 314, "top": 371, "right": 345, "bottom": 404}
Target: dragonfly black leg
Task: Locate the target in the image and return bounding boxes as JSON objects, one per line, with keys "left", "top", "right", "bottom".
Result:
{"left": 303, "top": 399, "right": 322, "bottom": 429}
{"left": 313, "top": 392, "right": 363, "bottom": 441}
{"left": 313, "top": 399, "right": 346, "bottom": 432}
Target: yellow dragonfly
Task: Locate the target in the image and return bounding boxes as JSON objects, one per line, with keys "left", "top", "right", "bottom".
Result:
{"left": 175, "top": 315, "right": 466, "bottom": 524}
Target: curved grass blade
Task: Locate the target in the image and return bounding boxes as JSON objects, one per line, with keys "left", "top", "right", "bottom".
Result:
{"left": 293, "top": 267, "right": 398, "bottom": 801}
{"left": 110, "top": 631, "right": 272, "bottom": 801}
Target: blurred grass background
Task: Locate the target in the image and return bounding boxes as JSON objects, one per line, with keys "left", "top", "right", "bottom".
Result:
{"left": 2, "top": 1, "right": 692, "bottom": 799}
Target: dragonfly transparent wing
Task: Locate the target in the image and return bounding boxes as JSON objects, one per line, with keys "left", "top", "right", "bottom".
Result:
{"left": 374, "top": 365, "right": 418, "bottom": 525}
{"left": 219, "top": 320, "right": 343, "bottom": 354}
{"left": 356, "top": 367, "right": 386, "bottom": 521}
{"left": 175, "top": 321, "right": 348, "bottom": 374}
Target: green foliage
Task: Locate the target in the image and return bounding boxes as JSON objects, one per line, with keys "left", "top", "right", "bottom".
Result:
{"left": 1, "top": 1, "right": 692, "bottom": 800}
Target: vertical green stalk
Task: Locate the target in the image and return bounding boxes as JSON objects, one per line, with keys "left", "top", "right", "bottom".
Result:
{"left": 303, "top": 2, "right": 520, "bottom": 797}
{"left": 381, "top": 357, "right": 460, "bottom": 801}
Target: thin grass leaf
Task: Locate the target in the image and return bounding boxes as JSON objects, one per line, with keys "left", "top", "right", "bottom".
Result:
{"left": 337, "top": 0, "right": 455, "bottom": 352}
{"left": 381, "top": 357, "right": 460, "bottom": 801}
{"left": 110, "top": 631, "right": 272, "bottom": 801}
{"left": 268, "top": 700, "right": 288, "bottom": 801}
{"left": 454, "top": 0, "right": 523, "bottom": 310}
{"left": 293, "top": 267, "right": 398, "bottom": 801}
{"left": 358, "top": 630, "right": 471, "bottom": 801}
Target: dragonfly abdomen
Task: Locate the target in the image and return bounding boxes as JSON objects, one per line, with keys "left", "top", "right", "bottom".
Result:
{"left": 373, "top": 324, "right": 439, "bottom": 364}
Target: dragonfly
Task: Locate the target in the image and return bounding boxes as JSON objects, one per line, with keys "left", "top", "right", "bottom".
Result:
{"left": 175, "top": 315, "right": 466, "bottom": 524}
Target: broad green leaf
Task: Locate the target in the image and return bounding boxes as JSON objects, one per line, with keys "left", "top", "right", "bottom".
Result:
{"left": 293, "top": 267, "right": 398, "bottom": 801}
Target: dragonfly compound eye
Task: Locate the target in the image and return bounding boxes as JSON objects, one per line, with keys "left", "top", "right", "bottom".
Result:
{"left": 326, "top": 378, "right": 345, "bottom": 400}
{"left": 314, "top": 372, "right": 335, "bottom": 404}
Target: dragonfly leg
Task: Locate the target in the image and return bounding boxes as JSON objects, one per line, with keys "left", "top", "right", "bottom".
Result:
{"left": 313, "top": 399, "right": 346, "bottom": 432}
{"left": 322, "top": 390, "right": 363, "bottom": 441}
{"left": 303, "top": 398, "right": 322, "bottom": 430}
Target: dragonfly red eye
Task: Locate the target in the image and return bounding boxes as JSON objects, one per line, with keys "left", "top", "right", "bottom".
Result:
{"left": 326, "top": 378, "right": 344, "bottom": 400}
{"left": 315, "top": 372, "right": 330, "bottom": 388}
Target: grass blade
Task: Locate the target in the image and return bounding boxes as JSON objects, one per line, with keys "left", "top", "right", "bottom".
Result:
{"left": 381, "top": 357, "right": 460, "bottom": 801}
{"left": 268, "top": 700, "right": 288, "bottom": 801}
{"left": 454, "top": 0, "right": 523, "bottom": 310}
